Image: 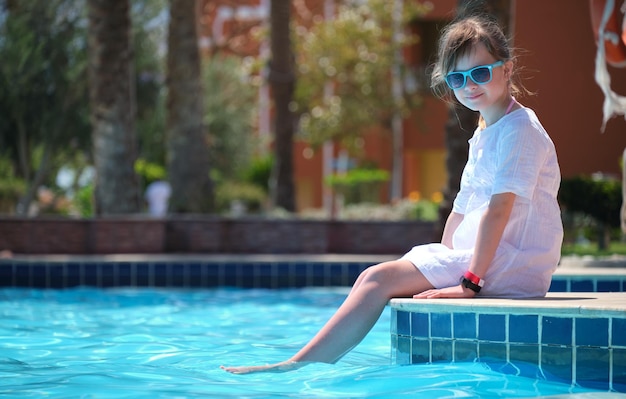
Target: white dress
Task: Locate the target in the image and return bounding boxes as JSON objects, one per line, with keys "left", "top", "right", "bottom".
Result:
{"left": 401, "top": 108, "right": 563, "bottom": 298}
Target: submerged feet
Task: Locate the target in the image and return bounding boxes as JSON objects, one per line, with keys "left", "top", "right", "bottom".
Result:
{"left": 220, "top": 360, "right": 302, "bottom": 374}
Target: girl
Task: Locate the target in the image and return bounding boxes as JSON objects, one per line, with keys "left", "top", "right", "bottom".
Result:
{"left": 221, "top": 12, "right": 563, "bottom": 374}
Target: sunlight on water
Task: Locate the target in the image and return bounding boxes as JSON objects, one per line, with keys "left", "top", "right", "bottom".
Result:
{"left": 0, "top": 287, "right": 608, "bottom": 398}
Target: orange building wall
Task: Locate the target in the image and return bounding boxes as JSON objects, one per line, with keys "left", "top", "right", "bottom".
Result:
{"left": 514, "top": 0, "right": 626, "bottom": 178}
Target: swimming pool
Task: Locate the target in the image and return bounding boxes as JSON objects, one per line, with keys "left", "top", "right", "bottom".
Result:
{"left": 0, "top": 286, "right": 613, "bottom": 398}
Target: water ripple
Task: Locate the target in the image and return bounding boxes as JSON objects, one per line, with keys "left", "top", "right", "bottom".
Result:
{"left": 0, "top": 287, "right": 608, "bottom": 399}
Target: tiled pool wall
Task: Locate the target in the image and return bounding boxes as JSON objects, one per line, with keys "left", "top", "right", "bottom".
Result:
{"left": 1, "top": 259, "right": 625, "bottom": 291}
{"left": 0, "top": 259, "right": 373, "bottom": 289}
{"left": 390, "top": 303, "right": 626, "bottom": 392}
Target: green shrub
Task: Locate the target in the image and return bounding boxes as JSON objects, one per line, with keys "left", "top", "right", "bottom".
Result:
{"left": 242, "top": 155, "right": 273, "bottom": 193}
{"left": 326, "top": 168, "right": 389, "bottom": 204}
{"left": 0, "top": 178, "right": 25, "bottom": 214}
{"left": 134, "top": 159, "right": 166, "bottom": 188}
{"left": 215, "top": 181, "right": 267, "bottom": 214}
{"left": 75, "top": 183, "right": 94, "bottom": 217}
{"left": 559, "top": 175, "right": 622, "bottom": 249}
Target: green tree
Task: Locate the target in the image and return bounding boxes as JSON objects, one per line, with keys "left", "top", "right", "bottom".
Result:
{"left": 0, "top": 0, "right": 91, "bottom": 214}
{"left": 87, "top": 0, "right": 141, "bottom": 214}
{"left": 293, "top": 0, "right": 427, "bottom": 149}
{"left": 203, "top": 57, "right": 258, "bottom": 182}
{"left": 166, "top": 0, "right": 214, "bottom": 213}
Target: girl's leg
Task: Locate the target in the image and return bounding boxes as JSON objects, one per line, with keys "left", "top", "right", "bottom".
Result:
{"left": 221, "top": 259, "right": 434, "bottom": 374}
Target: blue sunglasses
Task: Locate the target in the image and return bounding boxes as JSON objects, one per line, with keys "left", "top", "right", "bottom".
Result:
{"left": 445, "top": 61, "right": 504, "bottom": 90}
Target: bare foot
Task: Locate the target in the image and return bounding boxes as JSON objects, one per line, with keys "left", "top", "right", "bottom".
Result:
{"left": 220, "top": 361, "right": 301, "bottom": 374}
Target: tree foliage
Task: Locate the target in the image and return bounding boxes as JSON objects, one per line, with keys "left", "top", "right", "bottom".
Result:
{"left": 559, "top": 175, "right": 622, "bottom": 249}
{"left": 0, "top": 0, "right": 90, "bottom": 214}
{"left": 203, "top": 57, "right": 258, "bottom": 182}
{"left": 293, "top": 0, "right": 429, "bottom": 150}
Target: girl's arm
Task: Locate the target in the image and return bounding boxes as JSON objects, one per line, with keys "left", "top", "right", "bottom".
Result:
{"left": 415, "top": 192, "right": 516, "bottom": 299}
{"left": 466, "top": 192, "right": 516, "bottom": 278}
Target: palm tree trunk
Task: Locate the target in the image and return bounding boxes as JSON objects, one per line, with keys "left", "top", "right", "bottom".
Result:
{"left": 166, "top": 0, "right": 213, "bottom": 213}
{"left": 268, "top": 0, "right": 296, "bottom": 212}
{"left": 87, "top": 0, "right": 141, "bottom": 215}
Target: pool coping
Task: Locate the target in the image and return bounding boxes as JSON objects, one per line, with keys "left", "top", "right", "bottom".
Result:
{"left": 390, "top": 292, "right": 626, "bottom": 318}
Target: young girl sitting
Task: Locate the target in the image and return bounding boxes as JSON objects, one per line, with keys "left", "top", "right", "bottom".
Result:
{"left": 222, "top": 11, "right": 563, "bottom": 374}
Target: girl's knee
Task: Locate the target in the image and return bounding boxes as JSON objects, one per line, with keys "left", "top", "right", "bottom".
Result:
{"left": 361, "top": 261, "right": 406, "bottom": 283}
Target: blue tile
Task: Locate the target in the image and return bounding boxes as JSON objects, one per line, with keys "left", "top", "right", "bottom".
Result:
{"left": 431, "top": 313, "right": 451, "bottom": 338}
{"left": 542, "top": 317, "right": 572, "bottom": 346}
{"left": 479, "top": 342, "right": 507, "bottom": 361}
{"left": 576, "top": 347, "right": 610, "bottom": 390}
{"left": 411, "top": 338, "right": 430, "bottom": 364}
{"left": 454, "top": 341, "right": 477, "bottom": 361}
{"left": 510, "top": 315, "right": 538, "bottom": 343}
{"left": 190, "top": 264, "right": 207, "bottom": 287}
{"left": 390, "top": 309, "right": 398, "bottom": 334}
{"left": 597, "top": 280, "right": 621, "bottom": 292}
{"left": 254, "top": 263, "right": 274, "bottom": 283}
{"left": 614, "top": 348, "right": 626, "bottom": 390}
{"left": 65, "top": 263, "right": 82, "bottom": 287}
{"left": 541, "top": 345, "right": 572, "bottom": 383}
{"left": 47, "top": 264, "right": 66, "bottom": 288}
{"left": 99, "top": 263, "right": 117, "bottom": 287}
{"left": 613, "top": 318, "right": 626, "bottom": 347}
{"left": 13, "top": 264, "right": 30, "bottom": 286}
{"left": 576, "top": 318, "right": 608, "bottom": 347}
{"left": 0, "top": 264, "right": 13, "bottom": 286}
{"left": 346, "top": 263, "right": 363, "bottom": 280}
{"left": 548, "top": 279, "right": 567, "bottom": 292}
{"left": 134, "top": 263, "right": 152, "bottom": 286}
{"left": 479, "top": 314, "right": 505, "bottom": 342}
{"left": 30, "top": 264, "right": 48, "bottom": 288}
{"left": 396, "top": 336, "right": 411, "bottom": 365}
{"left": 411, "top": 312, "right": 429, "bottom": 338}
{"left": 453, "top": 312, "right": 476, "bottom": 339}
{"left": 571, "top": 280, "right": 594, "bottom": 292}
{"left": 117, "top": 262, "right": 132, "bottom": 286}
{"left": 509, "top": 344, "right": 539, "bottom": 365}
{"left": 311, "top": 263, "right": 326, "bottom": 277}
{"left": 82, "top": 263, "right": 101, "bottom": 286}
{"left": 431, "top": 339, "right": 453, "bottom": 362}
{"left": 152, "top": 263, "right": 169, "bottom": 287}
{"left": 396, "top": 311, "right": 410, "bottom": 336}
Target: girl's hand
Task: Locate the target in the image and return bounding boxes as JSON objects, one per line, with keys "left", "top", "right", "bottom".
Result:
{"left": 413, "top": 284, "right": 476, "bottom": 299}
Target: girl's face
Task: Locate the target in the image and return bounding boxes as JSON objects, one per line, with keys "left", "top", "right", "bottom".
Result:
{"left": 449, "top": 42, "right": 512, "bottom": 124}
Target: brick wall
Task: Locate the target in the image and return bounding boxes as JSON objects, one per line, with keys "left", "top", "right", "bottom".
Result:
{"left": 0, "top": 216, "right": 437, "bottom": 255}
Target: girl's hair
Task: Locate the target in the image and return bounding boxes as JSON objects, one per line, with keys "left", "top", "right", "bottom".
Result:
{"left": 430, "top": 13, "right": 527, "bottom": 102}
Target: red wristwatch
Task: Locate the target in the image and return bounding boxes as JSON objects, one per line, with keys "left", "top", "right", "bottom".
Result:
{"left": 463, "top": 270, "right": 485, "bottom": 288}
{"left": 461, "top": 271, "right": 485, "bottom": 293}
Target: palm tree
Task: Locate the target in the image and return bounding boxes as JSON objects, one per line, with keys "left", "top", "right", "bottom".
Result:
{"left": 268, "top": 0, "right": 296, "bottom": 212}
{"left": 437, "top": 0, "right": 512, "bottom": 238}
{"left": 166, "top": 0, "right": 213, "bottom": 213}
{"left": 87, "top": 0, "right": 141, "bottom": 214}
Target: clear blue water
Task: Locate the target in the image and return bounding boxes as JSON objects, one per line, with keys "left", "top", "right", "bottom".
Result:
{"left": 0, "top": 287, "right": 606, "bottom": 398}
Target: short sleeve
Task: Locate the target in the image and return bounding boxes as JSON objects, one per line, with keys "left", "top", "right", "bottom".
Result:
{"left": 493, "top": 120, "right": 548, "bottom": 200}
